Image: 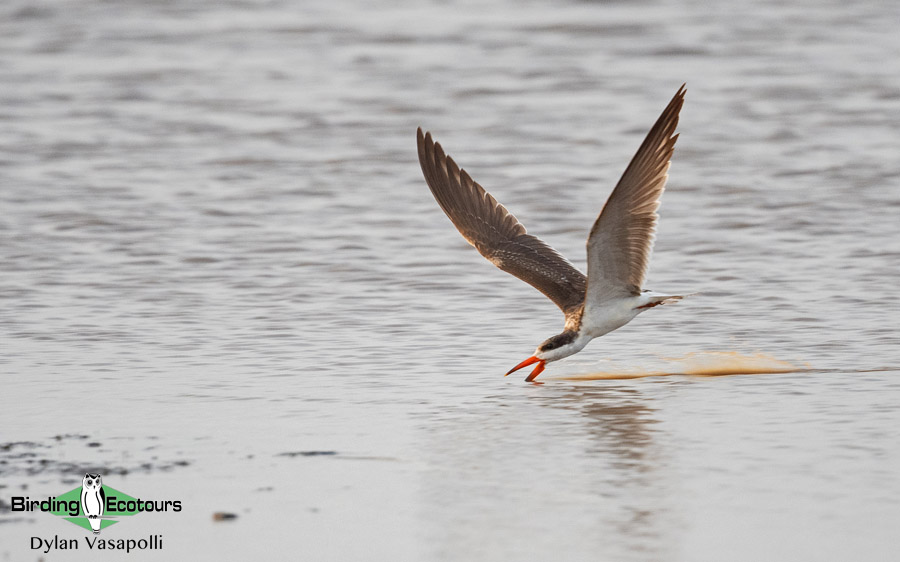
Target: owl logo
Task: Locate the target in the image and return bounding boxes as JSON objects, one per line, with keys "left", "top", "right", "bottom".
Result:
{"left": 81, "top": 473, "right": 105, "bottom": 534}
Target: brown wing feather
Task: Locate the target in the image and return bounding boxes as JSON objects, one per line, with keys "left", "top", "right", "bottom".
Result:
{"left": 417, "top": 128, "right": 586, "bottom": 316}
{"left": 585, "top": 85, "right": 685, "bottom": 306}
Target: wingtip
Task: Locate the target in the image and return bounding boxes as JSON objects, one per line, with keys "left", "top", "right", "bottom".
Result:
{"left": 417, "top": 128, "right": 438, "bottom": 155}
{"left": 665, "top": 84, "right": 686, "bottom": 118}
{"left": 675, "top": 83, "right": 687, "bottom": 105}
{"left": 664, "top": 84, "right": 686, "bottom": 108}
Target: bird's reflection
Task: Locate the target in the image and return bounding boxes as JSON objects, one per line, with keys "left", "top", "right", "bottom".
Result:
{"left": 529, "top": 384, "right": 673, "bottom": 554}
{"left": 417, "top": 381, "right": 675, "bottom": 560}
{"left": 559, "top": 386, "right": 659, "bottom": 471}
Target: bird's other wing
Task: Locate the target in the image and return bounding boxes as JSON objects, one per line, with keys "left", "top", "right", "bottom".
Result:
{"left": 417, "top": 128, "right": 586, "bottom": 316}
{"left": 585, "top": 85, "right": 685, "bottom": 308}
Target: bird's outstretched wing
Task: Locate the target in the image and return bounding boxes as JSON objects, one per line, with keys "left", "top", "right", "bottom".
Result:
{"left": 585, "top": 85, "right": 685, "bottom": 308}
{"left": 417, "top": 128, "right": 586, "bottom": 316}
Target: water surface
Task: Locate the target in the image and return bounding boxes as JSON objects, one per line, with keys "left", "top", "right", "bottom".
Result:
{"left": 1, "top": 0, "right": 899, "bottom": 560}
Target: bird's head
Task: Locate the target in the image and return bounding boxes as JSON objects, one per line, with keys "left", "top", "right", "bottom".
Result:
{"left": 505, "top": 331, "right": 583, "bottom": 382}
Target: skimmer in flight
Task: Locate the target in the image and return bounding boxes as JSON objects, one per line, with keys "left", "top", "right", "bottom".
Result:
{"left": 417, "top": 85, "right": 689, "bottom": 381}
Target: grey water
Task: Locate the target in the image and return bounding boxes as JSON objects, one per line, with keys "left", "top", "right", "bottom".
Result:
{"left": 1, "top": 0, "right": 899, "bottom": 560}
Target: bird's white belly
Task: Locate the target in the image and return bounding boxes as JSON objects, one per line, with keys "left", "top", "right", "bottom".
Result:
{"left": 582, "top": 297, "right": 643, "bottom": 338}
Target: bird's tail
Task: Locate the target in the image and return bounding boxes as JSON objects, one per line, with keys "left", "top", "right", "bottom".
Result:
{"left": 636, "top": 292, "right": 697, "bottom": 309}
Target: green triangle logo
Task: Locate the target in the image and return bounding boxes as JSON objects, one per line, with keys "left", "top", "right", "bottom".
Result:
{"left": 49, "top": 484, "right": 142, "bottom": 532}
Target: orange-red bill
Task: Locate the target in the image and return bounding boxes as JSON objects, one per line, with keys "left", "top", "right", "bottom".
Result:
{"left": 505, "top": 356, "right": 546, "bottom": 382}
{"left": 524, "top": 360, "right": 546, "bottom": 382}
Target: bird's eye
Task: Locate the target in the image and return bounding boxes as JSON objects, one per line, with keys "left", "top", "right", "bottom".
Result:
{"left": 86, "top": 480, "right": 92, "bottom": 486}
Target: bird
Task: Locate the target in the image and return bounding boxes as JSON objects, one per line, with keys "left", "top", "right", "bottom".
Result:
{"left": 416, "top": 85, "right": 689, "bottom": 382}
{"left": 81, "top": 473, "right": 105, "bottom": 534}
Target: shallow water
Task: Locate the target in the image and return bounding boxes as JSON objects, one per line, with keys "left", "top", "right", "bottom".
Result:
{"left": 1, "top": 0, "right": 899, "bottom": 560}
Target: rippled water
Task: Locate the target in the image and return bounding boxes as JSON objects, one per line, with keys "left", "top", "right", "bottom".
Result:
{"left": 2, "top": 0, "right": 899, "bottom": 560}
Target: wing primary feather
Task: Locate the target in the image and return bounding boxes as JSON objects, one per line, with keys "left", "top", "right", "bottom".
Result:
{"left": 416, "top": 127, "right": 586, "bottom": 316}
{"left": 585, "top": 85, "right": 686, "bottom": 306}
